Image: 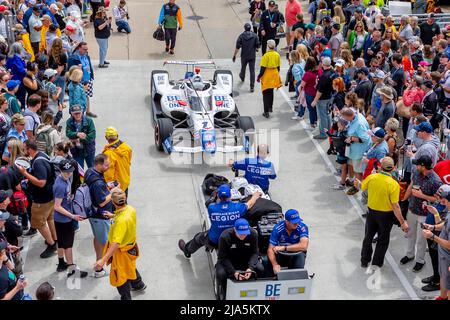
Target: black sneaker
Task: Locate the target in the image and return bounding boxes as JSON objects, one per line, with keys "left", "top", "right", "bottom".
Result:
{"left": 104, "top": 61, "right": 110, "bottom": 65}
{"left": 131, "top": 284, "right": 147, "bottom": 292}
{"left": 23, "top": 228, "right": 37, "bottom": 237}
{"left": 67, "top": 266, "right": 88, "bottom": 278}
{"left": 250, "top": 87, "right": 254, "bottom": 93}
{"left": 262, "top": 112, "right": 269, "bottom": 118}
{"left": 98, "top": 64, "right": 108, "bottom": 68}
{"left": 346, "top": 186, "right": 359, "bottom": 195}
{"left": 40, "top": 243, "right": 57, "bottom": 259}
{"left": 400, "top": 256, "right": 414, "bottom": 265}
{"left": 422, "top": 275, "right": 435, "bottom": 284}
{"left": 422, "top": 282, "right": 440, "bottom": 292}
{"left": 412, "top": 262, "right": 425, "bottom": 272}
{"left": 178, "top": 239, "right": 191, "bottom": 259}
{"left": 57, "top": 261, "right": 70, "bottom": 272}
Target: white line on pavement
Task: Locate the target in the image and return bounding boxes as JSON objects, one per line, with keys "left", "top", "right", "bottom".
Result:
{"left": 278, "top": 87, "right": 420, "bottom": 300}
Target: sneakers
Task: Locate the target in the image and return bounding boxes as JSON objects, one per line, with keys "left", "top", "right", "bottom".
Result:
{"left": 422, "top": 276, "right": 436, "bottom": 284}
{"left": 346, "top": 186, "right": 359, "bottom": 195}
{"left": 22, "top": 228, "right": 37, "bottom": 237}
{"left": 40, "top": 243, "right": 57, "bottom": 259}
{"left": 412, "top": 262, "right": 425, "bottom": 272}
{"left": 421, "top": 282, "right": 440, "bottom": 292}
{"left": 93, "top": 269, "right": 108, "bottom": 278}
{"left": 165, "top": 46, "right": 169, "bottom": 52}
{"left": 400, "top": 256, "right": 414, "bottom": 265}
{"left": 262, "top": 112, "right": 270, "bottom": 118}
{"left": 131, "top": 284, "right": 147, "bottom": 292}
{"left": 291, "top": 115, "right": 303, "bottom": 120}
{"left": 98, "top": 64, "right": 108, "bottom": 68}
{"left": 56, "top": 261, "right": 70, "bottom": 272}
{"left": 250, "top": 87, "right": 254, "bottom": 93}
{"left": 178, "top": 239, "right": 191, "bottom": 259}
{"left": 331, "top": 183, "right": 345, "bottom": 190}
{"left": 67, "top": 265, "right": 88, "bottom": 278}
{"left": 169, "top": 49, "right": 174, "bottom": 55}
{"left": 103, "top": 61, "right": 110, "bottom": 65}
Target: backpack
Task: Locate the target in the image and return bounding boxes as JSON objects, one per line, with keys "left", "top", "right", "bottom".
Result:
{"left": 73, "top": 183, "right": 96, "bottom": 218}
{"left": 36, "top": 126, "right": 56, "bottom": 156}
{"left": 202, "top": 173, "right": 230, "bottom": 196}
{"left": 31, "top": 155, "right": 56, "bottom": 185}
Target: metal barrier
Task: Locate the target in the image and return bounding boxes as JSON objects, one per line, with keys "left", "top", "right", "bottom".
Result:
{"left": 391, "top": 13, "right": 450, "bottom": 29}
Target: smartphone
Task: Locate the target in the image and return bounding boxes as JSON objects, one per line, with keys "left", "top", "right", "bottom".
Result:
{"left": 420, "top": 222, "right": 426, "bottom": 229}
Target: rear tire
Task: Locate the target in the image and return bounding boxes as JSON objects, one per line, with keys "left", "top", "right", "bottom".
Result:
{"left": 236, "top": 116, "right": 255, "bottom": 154}
{"left": 155, "top": 118, "right": 173, "bottom": 151}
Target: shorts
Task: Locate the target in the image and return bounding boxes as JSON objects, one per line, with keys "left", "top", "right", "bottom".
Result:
{"left": 286, "top": 25, "right": 292, "bottom": 33}
{"left": 438, "top": 251, "right": 450, "bottom": 290}
{"left": 336, "top": 155, "right": 348, "bottom": 165}
{"left": 89, "top": 218, "right": 110, "bottom": 245}
{"left": 55, "top": 220, "right": 75, "bottom": 249}
{"left": 348, "top": 158, "right": 364, "bottom": 174}
{"left": 30, "top": 201, "right": 55, "bottom": 229}
{"left": 84, "top": 79, "right": 94, "bottom": 97}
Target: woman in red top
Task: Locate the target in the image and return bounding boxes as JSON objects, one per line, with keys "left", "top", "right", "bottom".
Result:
{"left": 296, "top": 57, "right": 318, "bottom": 127}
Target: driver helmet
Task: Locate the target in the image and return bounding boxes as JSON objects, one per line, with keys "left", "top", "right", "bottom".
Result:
{"left": 192, "top": 74, "right": 204, "bottom": 90}
{"left": 244, "top": 184, "right": 264, "bottom": 197}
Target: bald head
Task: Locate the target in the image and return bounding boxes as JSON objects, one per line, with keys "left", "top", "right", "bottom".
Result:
{"left": 257, "top": 144, "right": 269, "bottom": 158}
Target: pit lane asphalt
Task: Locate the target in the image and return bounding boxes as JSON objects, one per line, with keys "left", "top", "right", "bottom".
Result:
{"left": 20, "top": 1, "right": 438, "bottom": 300}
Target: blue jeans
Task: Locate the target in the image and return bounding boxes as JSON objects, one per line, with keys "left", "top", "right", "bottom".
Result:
{"left": 298, "top": 93, "right": 317, "bottom": 125}
{"left": 316, "top": 99, "right": 331, "bottom": 137}
{"left": 116, "top": 20, "right": 131, "bottom": 33}
{"left": 71, "top": 142, "right": 95, "bottom": 169}
{"left": 54, "top": 75, "right": 66, "bottom": 104}
{"left": 96, "top": 37, "right": 109, "bottom": 65}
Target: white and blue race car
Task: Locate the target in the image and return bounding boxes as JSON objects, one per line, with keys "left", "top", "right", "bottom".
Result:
{"left": 150, "top": 61, "right": 255, "bottom": 154}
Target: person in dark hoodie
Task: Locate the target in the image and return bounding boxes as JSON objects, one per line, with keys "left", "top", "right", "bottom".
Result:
{"left": 84, "top": 153, "right": 114, "bottom": 279}
{"left": 233, "top": 23, "right": 260, "bottom": 93}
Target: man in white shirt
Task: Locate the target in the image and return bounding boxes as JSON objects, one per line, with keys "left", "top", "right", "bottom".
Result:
{"left": 113, "top": 0, "right": 131, "bottom": 34}
{"left": 28, "top": 6, "right": 43, "bottom": 55}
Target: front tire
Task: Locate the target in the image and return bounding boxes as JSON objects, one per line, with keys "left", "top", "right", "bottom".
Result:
{"left": 155, "top": 118, "right": 173, "bottom": 151}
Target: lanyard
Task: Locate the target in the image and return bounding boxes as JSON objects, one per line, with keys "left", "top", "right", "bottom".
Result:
{"left": 268, "top": 12, "right": 274, "bottom": 23}
{"left": 379, "top": 171, "right": 391, "bottom": 178}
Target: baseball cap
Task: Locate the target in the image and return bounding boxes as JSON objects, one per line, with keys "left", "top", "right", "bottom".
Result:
{"left": 368, "top": 127, "right": 386, "bottom": 138}
{"left": 322, "top": 56, "right": 332, "bottom": 67}
{"left": 412, "top": 155, "right": 433, "bottom": 169}
{"left": 422, "top": 79, "right": 433, "bottom": 89}
{"left": 428, "top": 13, "right": 435, "bottom": 19}
{"left": 356, "top": 67, "right": 369, "bottom": 75}
{"left": 319, "top": 37, "right": 329, "bottom": 45}
{"left": 268, "top": 0, "right": 275, "bottom": 6}
{"left": 111, "top": 188, "right": 127, "bottom": 205}
{"left": 335, "top": 59, "right": 345, "bottom": 67}
{"left": 58, "top": 159, "right": 75, "bottom": 173}
{"left": 305, "top": 23, "right": 316, "bottom": 30}
{"left": 65, "top": 24, "right": 76, "bottom": 32}
{"left": 419, "top": 61, "right": 431, "bottom": 67}
{"left": 44, "top": 68, "right": 57, "bottom": 79}
{"left": 355, "top": 8, "right": 363, "bottom": 13}
{"left": 234, "top": 218, "right": 251, "bottom": 236}
{"left": 285, "top": 209, "right": 302, "bottom": 225}
{"left": 6, "top": 79, "right": 20, "bottom": 90}
{"left": 414, "top": 121, "right": 433, "bottom": 133}
{"left": 105, "top": 127, "right": 118, "bottom": 138}
{"left": 0, "top": 190, "right": 12, "bottom": 203}
{"left": 380, "top": 157, "right": 395, "bottom": 171}
{"left": 437, "top": 184, "right": 450, "bottom": 197}
{"left": 217, "top": 184, "right": 231, "bottom": 198}
{"left": 322, "top": 16, "right": 331, "bottom": 23}
{"left": 0, "top": 239, "right": 7, "bottom": 251}
{"left": 370, "top": 69, "right": 386, "bottom": 79}
{"left": 40, "top": 14, "right": 52, "bottom": 21}
{"left": 69, "top": 105, "right": 83, "bottom": 114}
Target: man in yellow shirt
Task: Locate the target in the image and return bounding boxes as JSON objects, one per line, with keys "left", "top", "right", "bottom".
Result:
{"left": 356, "top": 157, "right": 409, "bottom": 268}
{"left": 102, "top": 127, "right": 132, "bottom": 194}
{"left": 39, "top": 15, "right": 61, "bottom": 53}
{"left": 94, "top": 188, "right": 146, "bottom": 300}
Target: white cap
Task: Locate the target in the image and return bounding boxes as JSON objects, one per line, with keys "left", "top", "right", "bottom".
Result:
{"left": 335, "top": 59, "right": 345, "bottom": 67}
{"left": 44, "top": 68, "right": 58, "bottom": 79}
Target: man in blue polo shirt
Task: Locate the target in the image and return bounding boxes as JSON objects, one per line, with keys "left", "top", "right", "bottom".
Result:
{"left": 265, "top": 209, "right": 309, "bottom": 276}
{"left": 228, "top": 144, "right": 276, "bottom": 193}
{"left": 178, "top": 184, "right": 261, "bottom": 258}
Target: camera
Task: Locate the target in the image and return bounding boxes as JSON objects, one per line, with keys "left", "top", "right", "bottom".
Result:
{"left": 404, "top": 138, "right": 412, "bottom": 146}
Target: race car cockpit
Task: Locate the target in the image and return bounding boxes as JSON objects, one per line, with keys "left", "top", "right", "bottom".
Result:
{"left": 186, "top": 74, "right": 211, "bottom": 91}
{"left": 188, "top": 95, "right": 212, "bottom": 112}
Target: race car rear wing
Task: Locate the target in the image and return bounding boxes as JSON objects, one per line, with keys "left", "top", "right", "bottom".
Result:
{"left": 163, "top": 60, "right": 216, "bottom": 67}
